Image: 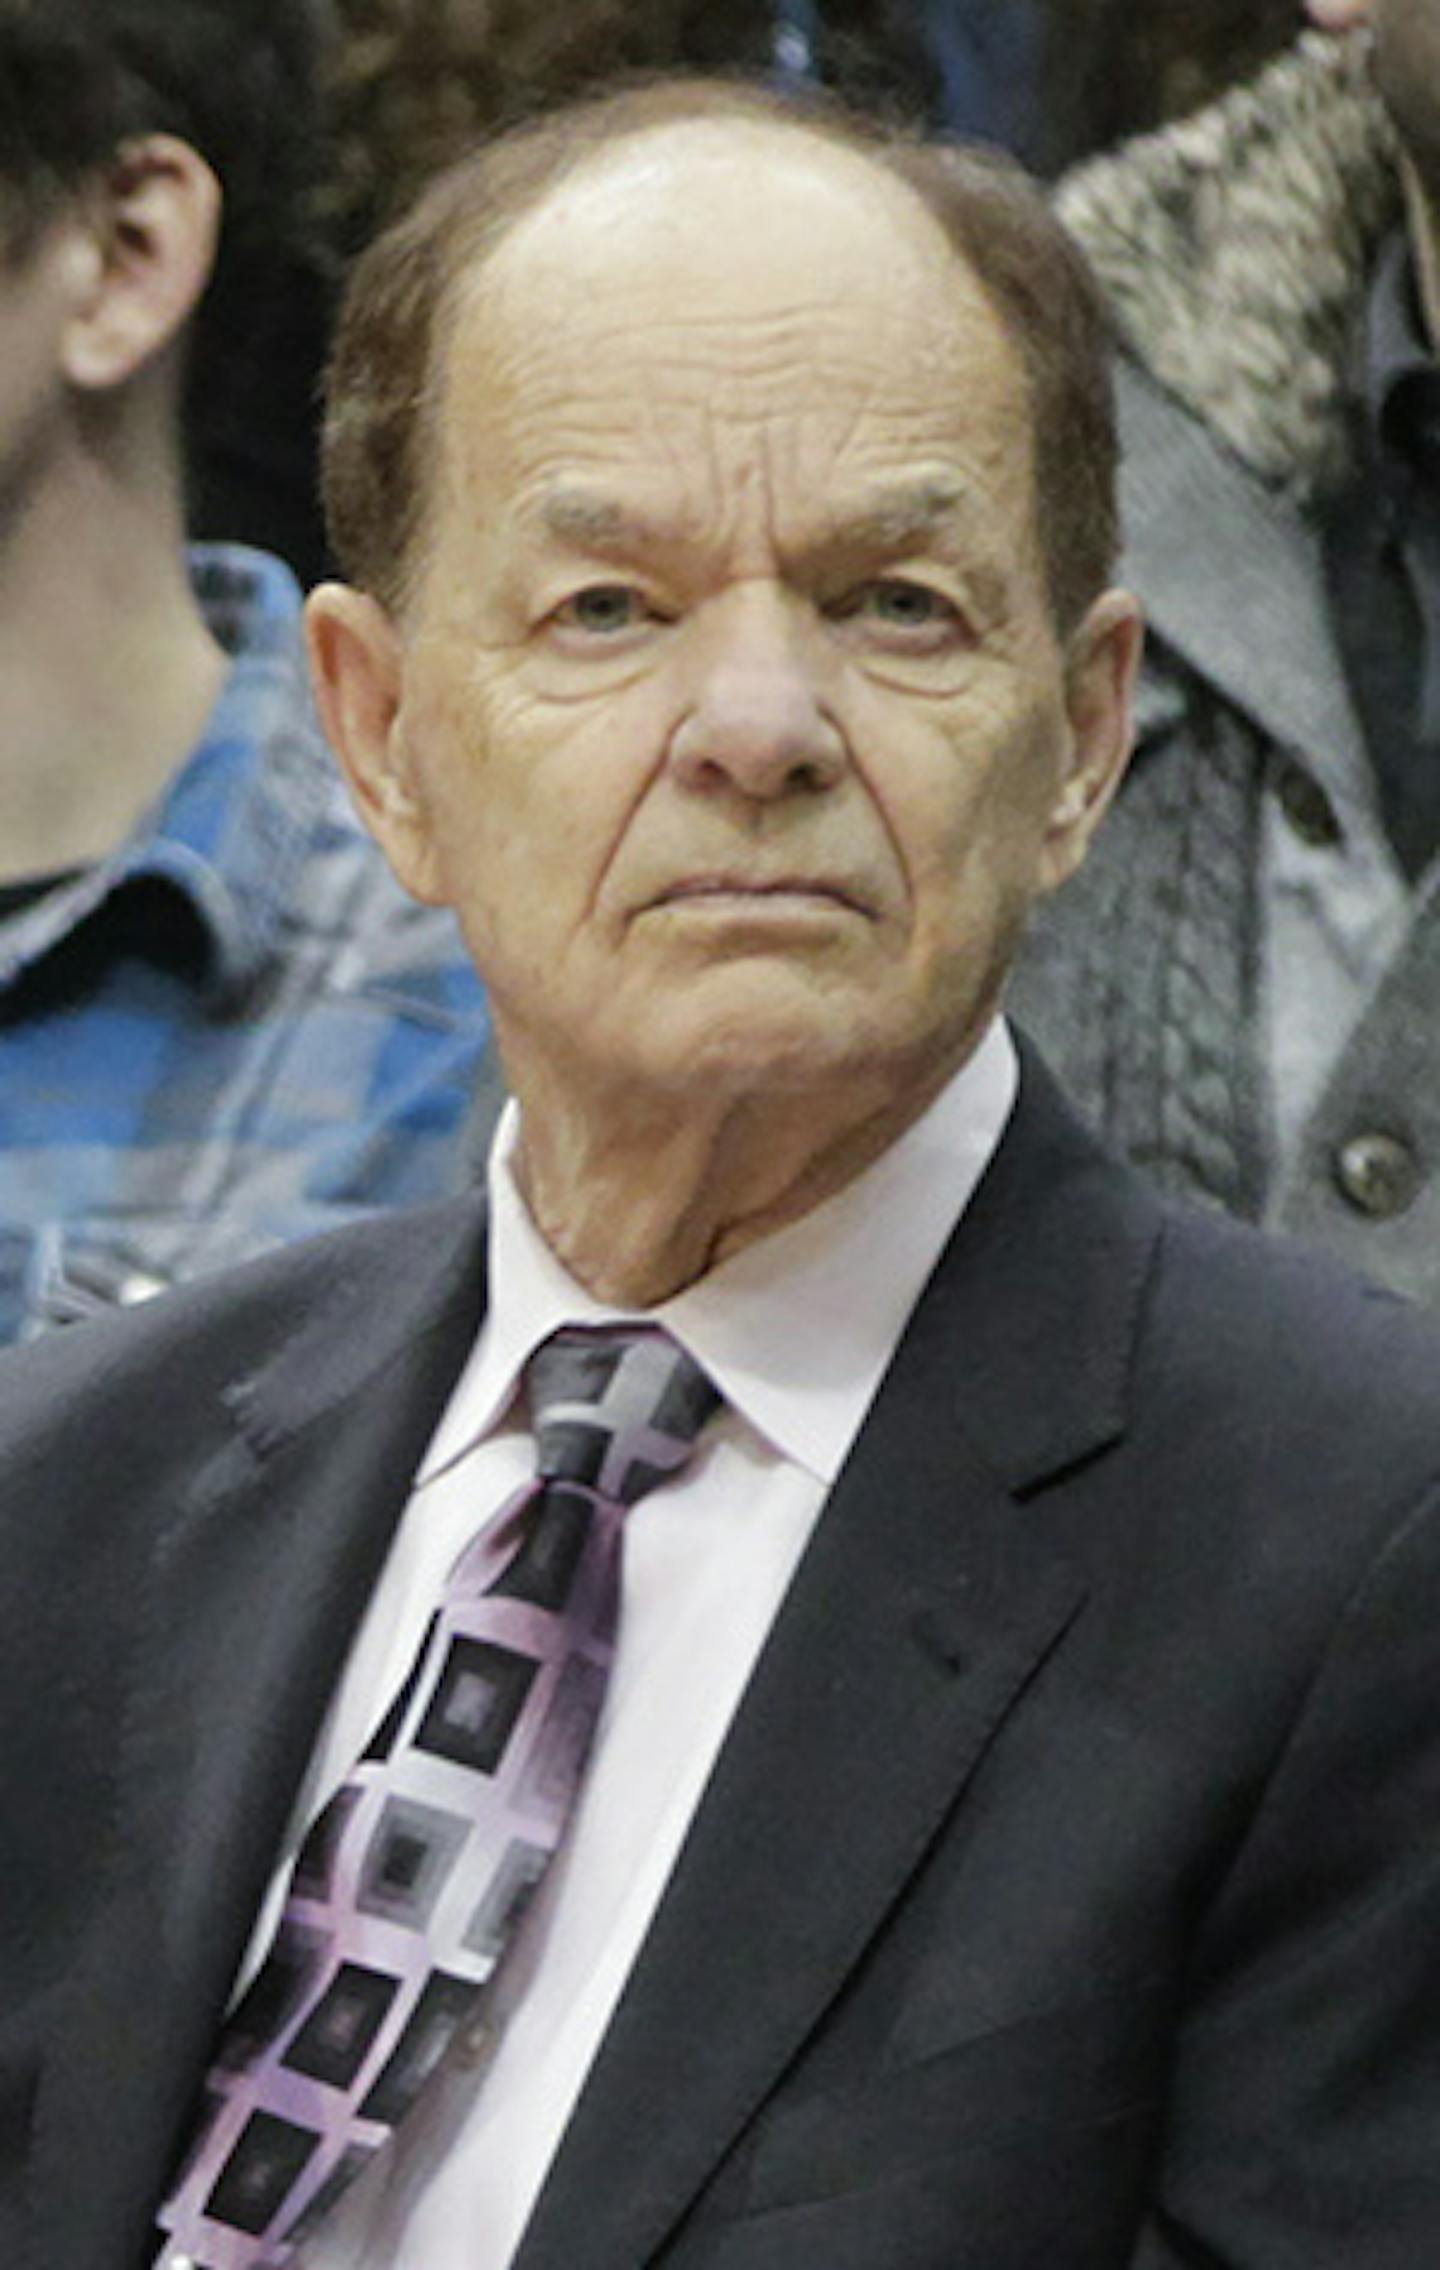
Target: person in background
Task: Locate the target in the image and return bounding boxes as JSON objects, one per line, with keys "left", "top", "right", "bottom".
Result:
{"left": 4, "top": 77, "right": 1440, "bottom": 2270}
{"left": 1013, "top": 1, "right": 1440, "bottom": 1303}
{"left": 318, "top": 0, "right": 945, "bottom": 254}
{"left": 0, "top": 0, "right": 492, "bottom": 1345}
{"left": 797, "top": 0, "right": 1297, "bottom": 177}
{"left": 1032, "top": 0, "right": 1298, "bottom": 175}
{"left": 889, "top": 0, "right": 1050, "bottom": 165}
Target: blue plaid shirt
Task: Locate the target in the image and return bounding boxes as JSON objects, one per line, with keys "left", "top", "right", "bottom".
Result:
{"left": 0, "top": 544, "right": 493, "bottom": 1342}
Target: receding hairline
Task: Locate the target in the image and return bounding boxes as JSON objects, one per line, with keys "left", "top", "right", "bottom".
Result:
{"left": 322, "top": 74, "right": 1120, "bottom": 630}
{"left": 459, "top": 106, "right": 967, "bottom": 293}
{"left": 401, "top": 106, "right": 1034, "bottom": 605}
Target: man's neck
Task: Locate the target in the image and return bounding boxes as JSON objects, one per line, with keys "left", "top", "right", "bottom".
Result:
{"left": 505, "top": 1037, "right": 973, "bottom": 1308}
{"left": 0, "top": 443, "right": 228, "bottom": 884}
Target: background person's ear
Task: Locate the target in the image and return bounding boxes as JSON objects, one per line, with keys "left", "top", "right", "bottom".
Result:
{"left": 61, "top": 133, "right": 220, "bottom": 391}
{"left": 1036, "top": 589, "right": 1144, "bottom": 897}
{"left": 305, "top": 582, "right": 450, "bottom": 906}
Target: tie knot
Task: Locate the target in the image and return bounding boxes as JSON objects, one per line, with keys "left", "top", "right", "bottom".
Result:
{"left": 525, "top": 1325, "right": 720, "bottom": 1507}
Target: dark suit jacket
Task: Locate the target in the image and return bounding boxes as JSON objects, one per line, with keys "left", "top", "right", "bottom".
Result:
{"left": 4, "top": 1053, "right": 1440, "bottom": 2270}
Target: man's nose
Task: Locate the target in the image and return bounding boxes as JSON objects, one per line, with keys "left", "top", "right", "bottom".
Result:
{"left": 667, "top": 590, "right": 847, "bottom": 800}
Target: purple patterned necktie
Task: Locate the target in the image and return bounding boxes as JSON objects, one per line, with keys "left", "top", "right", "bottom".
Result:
{"left": 154, "top": 1324, "right": 720, "bottom": 2270}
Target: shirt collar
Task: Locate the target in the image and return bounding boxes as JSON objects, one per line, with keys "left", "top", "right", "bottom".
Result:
{"left": 419, "top": 1018, "right": 1018, "bottom": 1487}
{"left": 0, "top": 542, "right": 329, "bottom": 1006}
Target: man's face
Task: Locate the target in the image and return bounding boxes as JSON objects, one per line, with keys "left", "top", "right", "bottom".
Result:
{"left": 324, "top": 126, "right": 1133, "bottom": 1116}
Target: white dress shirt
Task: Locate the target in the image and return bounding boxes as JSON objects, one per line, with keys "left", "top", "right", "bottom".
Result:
{"left": 287, "top": 1019, "right": 1017, "bottom": 2269}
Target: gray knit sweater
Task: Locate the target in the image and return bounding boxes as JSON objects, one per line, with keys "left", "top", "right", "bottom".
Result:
{"left": 1011, "top": 35, "right": 1440, "bottom": 1305}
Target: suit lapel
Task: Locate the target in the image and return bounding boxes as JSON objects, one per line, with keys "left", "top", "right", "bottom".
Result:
{"left": 31, "top": 1193, "right": 491, "bottom": 2270}
{"left": 517, "top": 1055, "right": 1161, "bottom": 2270}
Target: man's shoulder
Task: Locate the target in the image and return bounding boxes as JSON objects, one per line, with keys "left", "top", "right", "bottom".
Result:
{"left": 980, "top": 1059, "right": 1440, "bottom": 1662}
{"left": 1153, "top": 1183, "right": 1440, "bottom": 1391}
{"left": 0, "top": 1187, "right": 490, "bottom": 1457}
{"left": 1125, "top": 1197, "right": 1440, "bottom": 1631}
{"left": 1001, "top": 1046, "right": 1440, "bottom": 1458}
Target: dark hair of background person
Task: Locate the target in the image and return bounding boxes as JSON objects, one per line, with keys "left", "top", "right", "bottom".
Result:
{"left": 321, "top": 75, "right": 1118, "bottom": 638}
{"left": 321, "top": 0, "right": 944, "bottom": 249}
{"left": 1037, "top": 0, "right": 1302, "bottom": 173}
{"left": 0, "top": 0, "right": 337, "bottom": 580}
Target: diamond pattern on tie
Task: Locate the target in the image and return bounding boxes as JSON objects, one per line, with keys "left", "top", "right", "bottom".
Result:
{"left": 155, "top": 1326, "right": 719, "bottom": 2270}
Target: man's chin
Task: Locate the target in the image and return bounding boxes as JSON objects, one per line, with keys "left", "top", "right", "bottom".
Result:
{"left": 616, "top": 997, "right": 926, "bottom": 1105}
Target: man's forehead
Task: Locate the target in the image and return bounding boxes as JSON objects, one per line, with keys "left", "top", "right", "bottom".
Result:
{"left": 451, "top": 114, "right": 974, "bottom": 343}
{"left": 433, "top": 119, "right": 1021, "bottom": 476}
{"left": 413, "top": 127, "right": 1039, "bottom": 595}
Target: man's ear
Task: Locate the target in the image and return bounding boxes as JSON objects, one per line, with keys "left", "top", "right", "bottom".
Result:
{"left": 1037, "top": 588, "right": 1144, "bottom": 897}
{"left": 305, "top": 582, "right": 449, "bottom": 906}
{"left": 62, "top": 133, "right": 221, "bottom": 391}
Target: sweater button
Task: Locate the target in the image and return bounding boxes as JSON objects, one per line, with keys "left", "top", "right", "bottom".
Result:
{"left": 1334, "top": 1132, "right": 1420, "bottom": 1218}
{"left": 1276, "top": 760, "right": 1342, "bottom": 848}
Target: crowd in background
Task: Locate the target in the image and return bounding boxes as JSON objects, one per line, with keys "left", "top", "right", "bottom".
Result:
{"left": 199, "top": 0, "right": 1307, "bottom": 585}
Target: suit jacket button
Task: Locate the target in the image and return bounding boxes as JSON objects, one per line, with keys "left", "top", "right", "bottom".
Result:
{"left": 1334, "top": 1131, "right": 1420, "bottom": 1218}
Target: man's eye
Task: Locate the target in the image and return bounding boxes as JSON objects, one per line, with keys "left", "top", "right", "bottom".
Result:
{"left": 849, "top": 579, "right": 959, "bottom": 633}
{"left": 553, "top": 585, "right": 649, "bottom": 635}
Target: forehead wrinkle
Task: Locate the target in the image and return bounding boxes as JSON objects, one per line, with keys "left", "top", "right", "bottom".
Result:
{"left": 438, "top": 182, "right": 1042, "bottom": 602}
{"left": 458, "top": 156, "right": 996, "bottom": 404}
{"left": 445, "top": 174, "right": 1031, "bottom": 467}
{"left": 447, "top": 313, "right": 898, "bottom": 514}
{"left": 479, "top": 302, "right": 961, "bottom": 427}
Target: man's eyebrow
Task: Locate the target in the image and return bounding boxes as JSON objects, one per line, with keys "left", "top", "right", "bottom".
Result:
{"left": 536, "top": 492, "right": 657, "bottom": 550}
{"left": 533, "top": 479, "right": 1007, "bottom": 596}
{"left": 817, "top": 480, "right": 978, "bottom": 555}
{"left": 537, "top": 481, "right": 980, "bottom": 546}
{"left": 816, "top": 482, "right": 1014, "bottom": 619}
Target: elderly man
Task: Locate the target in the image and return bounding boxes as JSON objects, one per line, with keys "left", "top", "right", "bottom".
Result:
{"left": 4, "top": 78, "right": 1440, "bottom": 2270}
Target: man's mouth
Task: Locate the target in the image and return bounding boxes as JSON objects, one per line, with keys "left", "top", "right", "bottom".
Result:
{"left": 648, "top": 875, "right": 872, "bottom": 916}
